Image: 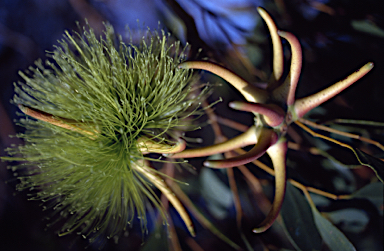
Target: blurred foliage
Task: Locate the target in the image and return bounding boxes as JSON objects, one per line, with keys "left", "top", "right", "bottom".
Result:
{"left": 0, "top": 0, "right": 383, "bottom": 250}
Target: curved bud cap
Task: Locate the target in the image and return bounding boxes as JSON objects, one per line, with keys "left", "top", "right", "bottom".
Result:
{"left": 272, "top": 31, "right": 302, "bottom": 106}
{"left": 169, "top": 125, "right": 259, "bottom": 158}
{"left": 229, "top": 101, "right": 285, "bottom": 127}
{"left": 138, "top": 137, "right": 186, "bottom": 154}
{"left": 257, "top": 7, "right": 284, "bottom": 83}
{"left": 204, "top": 129, "right": 278, "bottom": 168}
{"left": 133, "top": 161, "right": 195, "bottom": 236}
{"left": 179, "top": 61, "right": 268, "bottom": 103}
{"left": 294, "top": 62, "right": 374, "bottom": 118}
{"left": 253, "top": 139, "right": 287, "bottom": 233}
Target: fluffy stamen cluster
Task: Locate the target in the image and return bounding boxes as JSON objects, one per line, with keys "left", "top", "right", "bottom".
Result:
{"left": 4, "top": 24, "right": 206, "bottom": 240}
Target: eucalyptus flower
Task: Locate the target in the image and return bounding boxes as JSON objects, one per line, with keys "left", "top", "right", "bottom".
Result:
{"left": 3, "top": 23, "right": 207, "bottom": 241}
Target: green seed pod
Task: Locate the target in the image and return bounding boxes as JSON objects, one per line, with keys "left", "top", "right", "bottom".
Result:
{"left": 4, "top": 23, "right": 208, "bottom": 241}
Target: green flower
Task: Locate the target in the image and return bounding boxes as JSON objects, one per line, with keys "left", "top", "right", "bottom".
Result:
{"left": 4, "top": 24, "right": 207, "bottom": 240}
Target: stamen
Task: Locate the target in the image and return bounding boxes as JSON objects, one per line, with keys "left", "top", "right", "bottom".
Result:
{"left": 18, "top": 104, "right": 97, "bottom": 138}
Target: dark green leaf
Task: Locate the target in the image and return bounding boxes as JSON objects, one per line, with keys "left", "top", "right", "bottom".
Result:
{"left": 311, "top": 206, "right": 356, "bottom": 251}
{"left": 350, "top": 182, "right": 384, "bottom": 215}
{"left": 353, "top": 149, "right": 384, "bottom": 183}
{"left": 351, "top": 20, "right": 384, "bottom": 38}
{"left": 140, "top": 226, "right": 169, "bottom": 251}
{"left": 280, "top": 183, "right": 322, "bottom": 251}
{"left": 200, "top": 168, "right": 232, "bottom": 219}
{"left": 324, "top": 209, "right": 369, "bottom": 233}
{"left": 304, "top": 140, "right": 384, "bottom": 183}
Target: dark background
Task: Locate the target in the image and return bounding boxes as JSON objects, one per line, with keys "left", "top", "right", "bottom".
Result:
{"left": 1, "top": 0, "right": 383, "bottom": 250}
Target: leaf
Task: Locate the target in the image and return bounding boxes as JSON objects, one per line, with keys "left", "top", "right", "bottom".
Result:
{"left": 280, "top": 183, "right": 322, "bottom": 251}
{"left": 351, "top": 20, "right": 384, "bottom": 38}
{"left": 350, "top": 182, "right": 384, "bottom": 216}
{"left": 170, "top": 182, "right": 242, "bottom": 250}
{"left": 318, "top": 146, "right": 384, "bottom": 183}
{"left": 324, "top": 208, "right": 369, "bottom": 233}
{"left": 140, "top": 226, "right": 169, "bottom": 251}
{"left": 353, "top": 149, "right": 384, "bottom": 183}
{"left": 310, "top": 206, "right": 356, "bottom": 251}
{"left": 294, "top": 120, "right": 384, "bottom": 183}
{"left": 318, "top": 147, "right": 384, "bottom": 183}
{"left": 200, "top": 168, "right": 232, "bottom": 219}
